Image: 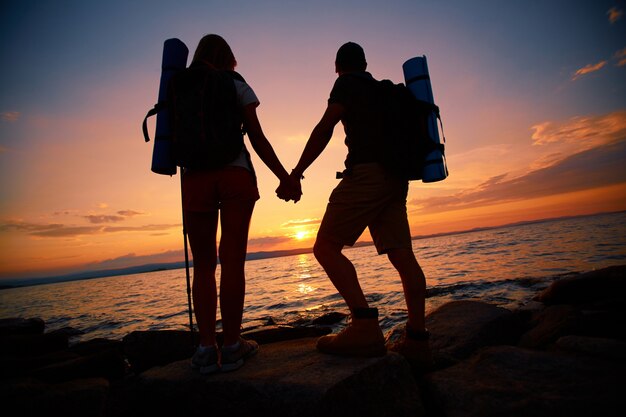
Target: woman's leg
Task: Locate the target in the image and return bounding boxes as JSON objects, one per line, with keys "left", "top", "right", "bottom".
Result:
{"left": 185, "top": 210, "right": 219, "bottom": 347}
{"left": 218, "top": 200, "right": 255, "bottom": 346}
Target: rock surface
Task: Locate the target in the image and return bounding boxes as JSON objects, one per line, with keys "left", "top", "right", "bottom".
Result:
{"left": 425, "top": 300, "right": 523, "bottom": 366}
{"left": 111, "top": 338, "right": 422, "bottom": 417}
{"left": 425, "top": 345, "right": 625, "bottom": 417}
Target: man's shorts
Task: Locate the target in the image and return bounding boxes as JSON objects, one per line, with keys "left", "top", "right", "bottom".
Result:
{"left": 182, "top": 166, "right": 260, "bottom": 212}
{"left": 316, "top": 163, "right": 412, "bottom": 254}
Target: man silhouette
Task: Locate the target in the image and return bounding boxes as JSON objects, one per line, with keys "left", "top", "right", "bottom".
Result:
{"left": 279, "top": 42, "right": 431, "bottom": 367}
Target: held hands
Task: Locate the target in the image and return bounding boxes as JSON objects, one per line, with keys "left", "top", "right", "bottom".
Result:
{"left": 276, "top": 172, "right": 303, "bottom": 203}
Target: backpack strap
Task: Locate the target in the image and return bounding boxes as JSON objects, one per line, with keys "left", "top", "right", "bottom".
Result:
{"left": 142, "top": 101, "right": 167, "bottom": 142}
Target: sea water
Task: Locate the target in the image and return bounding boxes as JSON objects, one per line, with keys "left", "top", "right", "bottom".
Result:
{"left": 1, "top": 211, "right": 624, "bottom": 342}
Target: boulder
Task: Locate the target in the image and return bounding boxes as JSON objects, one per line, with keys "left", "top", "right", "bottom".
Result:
{"left": 241, "top": 324, "right": 330, "bottom": 344}
{"left": 518, "top": 304, "right": 581, "bottom": 348}
{"left": 425, "top": 300, "right": 523, "bottom": 366}
{"left": 0, "top": 350, "right": 79, "bottom": 380}
{"left": 535, "top": 265, "right": 626, "bottom": 308}
{"left": 555, "top": 335, "right": 626, "bottom": 361}
{"left": 122, "top": 330, "right": 197, "bottom": 374}
{"left": 123, "top": 326, "right": 331, "bottom": 373}
{"left": 0, "top": 332, "right": 68, "bottom": 357}
{"left": 28, "top": 349, "right": 127, "bottom": 382}
{"left": 0, "top": 317, "right": 45, "bottom": 336}
{"left": 0, "top": 377, "right": 109, "bottom": 417}
{"left": 112, "top": 337, "right": 423, "bottom": 417}
{"left": 425, "top": 345, "right": 624, "bottom": 417}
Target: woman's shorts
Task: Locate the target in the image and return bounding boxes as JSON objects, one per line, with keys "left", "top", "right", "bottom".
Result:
{"left": 182, "top": 166, "right": 260, "bottom": 212}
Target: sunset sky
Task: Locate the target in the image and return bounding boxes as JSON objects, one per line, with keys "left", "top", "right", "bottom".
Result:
{"left": 1, "top": 0, "right": 625, "bottom": 281}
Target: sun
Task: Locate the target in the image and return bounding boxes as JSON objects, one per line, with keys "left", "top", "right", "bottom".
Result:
{"left": 294, "top": 230, "right": 309, "bottom": 241}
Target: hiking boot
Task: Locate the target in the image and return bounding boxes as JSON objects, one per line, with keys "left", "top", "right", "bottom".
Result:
{"left": 191, "top": 344, "right": 219, "bottom": 375}
{"left": 386, "top": 325, "right": 433, "bottom": 371}
{"left": 220, "top": 337, "right": 259, "bottom": 372}
{"left": 316, "top": 307, "right": 386, "bottom": 357}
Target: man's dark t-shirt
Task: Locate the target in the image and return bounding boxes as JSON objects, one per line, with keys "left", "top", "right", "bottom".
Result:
{"left": 328, "top": 71, "right": 384, "bottom": 169}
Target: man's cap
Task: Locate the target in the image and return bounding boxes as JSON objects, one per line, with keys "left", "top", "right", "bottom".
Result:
{"left": 335, "top": 42, "right": 366, "bottom": 68}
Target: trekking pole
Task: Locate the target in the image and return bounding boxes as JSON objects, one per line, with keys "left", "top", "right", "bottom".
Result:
{"left": 180, "top": 173, "right": 195, "bottom": 347}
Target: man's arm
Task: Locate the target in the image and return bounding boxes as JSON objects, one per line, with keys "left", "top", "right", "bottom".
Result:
{"left": 291, "top": 103, "right": 344, "bottom": 179}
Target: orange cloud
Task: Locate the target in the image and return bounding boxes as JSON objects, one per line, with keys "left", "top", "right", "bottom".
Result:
{"left": 608, "top": 7, "right": 624, "bottom": 24}
{"left": 281, "top": 218, "right": 321, "bottom": 228}
{"left": 0, "top": 220, "right": 179, "bottom": 238}
{"left": 531, "top": 110, "right": 626, "bottom": 147}
{"left": 571, "top": 60, "right": 607, "bottom": 80}
{"left": 410, "top": 139, "right": 626, "bottom": 213}
{"left": 614, "top": 47, "right": 626, "bottom": 67}
{"left": 1, "top": 111, "right": 20, "bottom": 122}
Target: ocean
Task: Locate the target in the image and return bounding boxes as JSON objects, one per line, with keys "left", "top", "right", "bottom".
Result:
{"left": 1, "top": 211, "right": 624, "bottom": 343}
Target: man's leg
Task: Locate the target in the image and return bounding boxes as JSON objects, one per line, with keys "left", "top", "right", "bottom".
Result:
{"left": 386, "top": 247, "right": 432, "bottom": 369}
{"left": 387, "top": 248, "right": 426, "bottom": 332}
{"left": 313, "top": 236, "right": 386, "bottom": 357}
{"left": 313, "top": 236, "right": 368, "bottom": 312}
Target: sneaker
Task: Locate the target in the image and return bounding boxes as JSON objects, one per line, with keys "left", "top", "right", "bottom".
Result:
{"left": 220, "top": 337, "right": 259, "bottom": 372}
{"left": 316, "top": 308, "right": 386, "bottom": 357}
{"left": 191, "top": 344, "right": 219, "bottom": 375}
{"left": 386, "top": 326, "right": 433, "bottom": 371}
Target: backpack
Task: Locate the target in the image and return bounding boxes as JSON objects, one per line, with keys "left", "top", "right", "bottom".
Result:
{"left": 376, "top": 79, "right": 445, "bottom": 181}
{"left": 166, "top": 64, "right": 246, "bottom": 169}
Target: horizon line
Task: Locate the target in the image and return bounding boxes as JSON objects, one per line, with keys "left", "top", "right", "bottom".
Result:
{"left": 2, "top": 209, "right": 623, "bottom": 289}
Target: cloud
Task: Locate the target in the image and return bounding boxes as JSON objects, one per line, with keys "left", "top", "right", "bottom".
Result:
{"left": 531, "top": 111, "right": 626, "bottom": 147}
{"left": 82, "top": 209, "right": 146, "bottom": 223}
{"left": 281, "top": 218, "right": 321, "bottom": 228}
{"left": 410, "top": 138, "right": 626, "bottom": 212}
{"left": 0, "top": 220, "right": 179, "bottom": 238}
{"left": 83, "top": 249, "right": 185, "bottom": 271}
{"left": 571, "top": 60, "right": 607, "bottom": 80}
{"left": 117, "top": 210, "right": 145, "bottom": 217}
{"left": 1, "top": 111, "right": 20, "bottom": 122}
{"left": 83, "top": 215, "right": 126, "bottom": 224}
{"left": 248, "top": 235, "right": 292, "bottom": 247}
{"left": 615, "top": 47, "right": 626, "bottom": 67}
{"left": 608, "top": 7, "right": 624, "bottom": 24}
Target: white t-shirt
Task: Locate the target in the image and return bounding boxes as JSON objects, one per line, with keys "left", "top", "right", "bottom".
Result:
{"left": 228, "top": 79, "right": 259, "bottom": 170}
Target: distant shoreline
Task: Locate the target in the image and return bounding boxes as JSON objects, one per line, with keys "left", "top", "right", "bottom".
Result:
{"left": 1, "top": 209, "right": 623, "bottom": 290}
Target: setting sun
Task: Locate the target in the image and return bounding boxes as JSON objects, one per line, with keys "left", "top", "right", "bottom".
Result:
{"left": 293, "top": 230, "right": 311, "bottom": 241}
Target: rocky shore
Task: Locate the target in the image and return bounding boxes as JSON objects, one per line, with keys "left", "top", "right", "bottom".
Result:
{"left": 1, "top": 265, "right": 624, "bottom": 417}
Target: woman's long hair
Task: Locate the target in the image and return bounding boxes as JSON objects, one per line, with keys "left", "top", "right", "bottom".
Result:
{"left": 192, "top": 34, "right": 237, "bottom": 70}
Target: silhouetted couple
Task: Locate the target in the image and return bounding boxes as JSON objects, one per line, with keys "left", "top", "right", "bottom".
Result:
{"left": 183, "top": 35, "right": 431, "bottom": 375}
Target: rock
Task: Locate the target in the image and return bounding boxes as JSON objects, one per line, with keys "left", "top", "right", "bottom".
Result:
{"left": 0, "top": 350, "right": 80, "bottom": 380}
{"left": 112, "top": 337, "right": 423, "bottom": 417}
{"left": 555, "top": 335, "right": 626, "bottom": 361}
{"left": 123, "top": 330, "right": 197, "bottom": 374}
{"left": 425, "top": 345, "right": 624, "bottom": 417}
{"left": 0, "top": 317, "right": 45, "bottom": 336}
{"left": 69, "top": 338, "right": 124, "bottom": 357}
{"left": 1, "top": 377, "right": 109, "bottom": 417}
{"left": 311, "top": 311, "right": 348, "bottom": 325}
{"left": 535, "top": 265, "right": 626, "bottom": 308}
{"left": 0, "top": 332, "right": 68, "bottom": 357}
{"left": 518, "top": 304, "right": 581, "bottom": 348}
{"left": 578, "top": 309, "right": 626, "bottom": 340}
{"left": 28, "top": 349, "right": 127, "bottom": 382}
{"left": 425, "top": 300, "right": 523, "bottom": 366}
{"left": 48, "top": 326, "right": 85, "bottom": 338}
{"left": 241, "top": 324, "right": 330, "bottom": 344}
